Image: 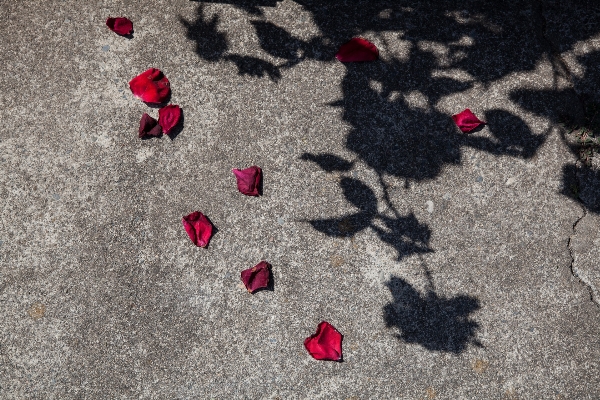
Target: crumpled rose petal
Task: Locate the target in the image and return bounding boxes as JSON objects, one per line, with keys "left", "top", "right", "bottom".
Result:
{"left": 232, "top": 166, "right": 262, "bottom": 196}
{"left": 452, "top": 109, "right": 486, "bottom": 133}
{"left": 240, "top": 261, "right": 271, "bottom": 293}
{"left": 158, "top": 104, "right": 181, "bottom": 134}
{"left": 304, "top": 321, "right": 343, "bottom": 361}
{"left": 182, "top": 211, "right": 213, "bottom": 248}
{"left": 129, "top": 68, "right": 170, "bottom": 104}
{"left": 336, "top": 38, "right": 378, "bottom": 62}
{"left": 138, "top": 113, "right": 162, "bottom": 138}
{"left": 106, "top": 17, "right": 133, "bottom": 36}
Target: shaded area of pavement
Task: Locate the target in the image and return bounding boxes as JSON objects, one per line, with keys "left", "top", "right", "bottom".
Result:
{"left": 383, "top": 272, "right": 481, "bottom": 354}
{"left": 1, "top": 0, "right": 600, "bottom": 398}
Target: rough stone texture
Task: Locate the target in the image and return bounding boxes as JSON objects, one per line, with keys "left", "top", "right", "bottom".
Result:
{"left": 1, "top": 0, "right": 600, "bottom": 399}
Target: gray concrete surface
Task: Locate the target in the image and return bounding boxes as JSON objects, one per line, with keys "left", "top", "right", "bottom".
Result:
{"left": 1, "top": 0, "right": 599, "bottom": 398}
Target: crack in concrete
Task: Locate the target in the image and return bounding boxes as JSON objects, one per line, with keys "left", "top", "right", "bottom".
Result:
{"left": 567, "top": 206, "right": 599, "bottom": 306}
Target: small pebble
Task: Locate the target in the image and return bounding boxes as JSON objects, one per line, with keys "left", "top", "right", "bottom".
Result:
{"left": 102, "top": 45, "right": 110, "bottom": 52}
{"left": 426, "top": 200, "right": 434, "bottom": 213}
{"left": 475, "top": 176, "right": 483, "bottom": 182}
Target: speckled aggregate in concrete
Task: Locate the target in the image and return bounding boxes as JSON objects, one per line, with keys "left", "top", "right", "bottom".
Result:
{"left": 1, "top": 0, "right": 599, "bottom": 399}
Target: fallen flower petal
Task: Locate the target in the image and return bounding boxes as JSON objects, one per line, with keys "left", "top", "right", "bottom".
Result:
{"left": 452, "top": 109, "right": 485, "bottom": 133}
{"left": 138, "top": 113, "right": 162, "bottom": 138}
{"left": 336, "top": 38, "right": 378, "bottom": 62}
{"left": 304, "top": 321, "right": 343, "bottom": 361}
{"left": 232, "top": 166, "right": 262, "bottom": 196}
{"left": 129, "top": 68, "right": 170, "bottom": 104}
{"left": 158, "top": 104, "right": 181, "bottom": 134}
{"left": 182, "top": 211, "right": 213, "bottom": 248}
{"left": 106, "top": 17, "right": 133, "bottom": 36}
{"left": 240, "top": 261, "right": 271, "bottom": 293}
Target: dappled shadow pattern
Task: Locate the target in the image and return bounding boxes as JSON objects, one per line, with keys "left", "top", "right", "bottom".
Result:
{"left": 181, "top": 6, "right": 286, "bottom": 80}
{"left": 512, "top": 75, "right": 600, "bottom": 212}
{"left": 180, "top": 0, "right": 600, "bottom": 253}
{"left": 334, "top": 62, "right": 546, "bottom": 182}
{"left": 383, "top": 275, "right": 481, "bottom": 353}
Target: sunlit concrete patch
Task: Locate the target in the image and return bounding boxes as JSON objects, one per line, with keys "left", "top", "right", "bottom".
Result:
{"left": 135, "top": 147, "right": 155, "bottom": 163}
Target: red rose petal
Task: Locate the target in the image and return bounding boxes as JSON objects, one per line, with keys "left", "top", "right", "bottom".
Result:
{"left": 452, "top": 109, "right": 486, "bottom": 133}
{"left": 129, "top": 68, "right": 171, "bottom": 104}
{"left": 158, "top": 104, "right": 181, "bottom": 134}
{"left": 304, "top": 321, "right": 343, "bottom": 361}
{"left": 240, "top": 261, "right": 271, "bottom": 293}
{"left": 138, "top": 113, "right": 162, "bottom": 138}
{"left": 232, "top": 166, "right": 262, "bottom": 196}
{"left": 106, "top": 17, "right": 133, "bottom": 36}
{"left": 336, "top": 38, "right": 379, "bottom": 62}
{"left": 182, "top": 211, "right": 213, "bottom": 248}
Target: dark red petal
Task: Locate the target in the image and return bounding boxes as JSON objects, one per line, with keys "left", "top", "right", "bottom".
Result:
{"left": 129, "top": 68, "right": 171, "bottom": 104}
{"left": 336, "top": 38, "right": 378, "bottom": 62}
{"left": 158, "top": 104, "right": 181, "bottom": 134}
{"left": 452, "top": 109, "right": 486, "bottom": 133}
{"left": 304, "top": 321, "right": 343, "bottom": 361}
{"left": 138, "top": 113, "right": 162, "bottom": 138}
{"left": 182, "top": 211, "right": 213, "bottom": 248}
{"left": 106, "top": 17, "right": 133, "bottom": 36}
{"left": 232, "top": 166, "right": 262, "bottom": 196}
{"left": 240, "top": 261, "right": 271, "bottom": 293}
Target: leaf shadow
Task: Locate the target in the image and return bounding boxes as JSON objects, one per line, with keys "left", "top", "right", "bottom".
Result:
{"left": 300, "top": 153, "right": 354, "bottom": 172}
{"left": 307, "top": 176, "right": 432, "bottom": 260}
{"left": 383, "top": 275, "right": 481, "bottom": 353}
{"left": 180, "top": 5, "right": 229, "bottom": 61}
{"left": 224, "top": 54, "right": 281, "bottom": 81}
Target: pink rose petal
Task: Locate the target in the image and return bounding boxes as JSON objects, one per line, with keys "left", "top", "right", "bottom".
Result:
{"left": 452, "top": 109, "right": 486, "bottom": 133}
{"left": 232, "top": 166, "right": 262, "bottom": 196}
{"left": 129, "top": 68, "right": 170, "bottom": 104}
{"left": 158, "top": 104, "right": 181, "bottom": 135}
{"left": 138, "top": 113, "right": 162, "bottom": 138}
{"left": 182, "top": 211, "right": 213, "bottom": 248}
{"left": 106, "top": 17, "right": 133, "bottom": 36}
{"left": 304, "top": 321, "right": 343, "bottom": 361}
{"left": 336, "top": 38, "right": 378, "bottom": 62}
{"left": 240, "top": 261, "right": 271, "bottom": 293}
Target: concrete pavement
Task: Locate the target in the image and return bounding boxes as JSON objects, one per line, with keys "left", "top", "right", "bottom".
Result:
{"left": 1, "top": 0, "right": 599, "bottom": 398}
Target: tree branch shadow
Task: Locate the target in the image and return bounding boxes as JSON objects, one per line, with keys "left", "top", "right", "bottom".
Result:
{"left": 305, "top": 175, "right": 432, "bottom": 260}
{"left": 178, "top": 0, "right": 600, "bottom": 354}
